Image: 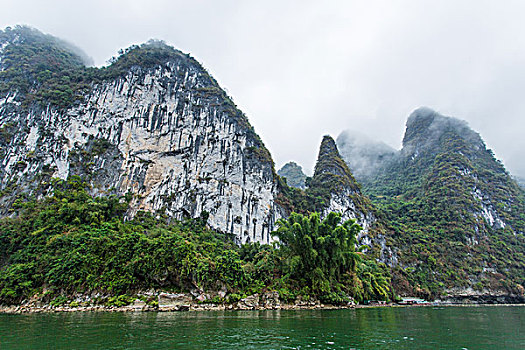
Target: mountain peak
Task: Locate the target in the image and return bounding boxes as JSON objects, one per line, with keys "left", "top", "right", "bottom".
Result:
{"left": 402, "top": 107, "right": 484, "bottom": 155}
{"left": 277, "top": 161, "right": 307, "bottom": 189}
{"left": 276, "top": 136, "right": 374, "bottom": 228}
{"left": 304, "top": 135, "right": 375, "bottom": 232}
{"left": 0, "top": 25, "right": 92, "bottom": 66}
{"left": 311, "top": 135, "right": 359, "bottom": 192}
{"left": 106, "top": 39, "right": 190, "bottom": 71}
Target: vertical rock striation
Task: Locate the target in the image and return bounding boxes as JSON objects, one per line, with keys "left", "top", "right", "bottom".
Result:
{"left": 0, "top": 28, "right": 283, "bottom": 244}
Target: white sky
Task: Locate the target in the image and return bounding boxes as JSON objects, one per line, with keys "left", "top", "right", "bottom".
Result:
{"left": 2, "top": 0, "right": 525, "bottom": 176}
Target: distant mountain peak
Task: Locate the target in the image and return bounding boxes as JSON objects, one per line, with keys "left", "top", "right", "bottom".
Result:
{"left": 307, "top": 135, "right": 375, "bottom": 231}
{"left": 312, "top": 135, "right": 356, "bottom": 186}
{"left": 277, "top": 161, "right": 307, "bottom": 189}
{"left": 402, "top": 107, "right": 484, "bottom": 153}
{"left": 276, "top": 137, "right": 375, "bottom": 231}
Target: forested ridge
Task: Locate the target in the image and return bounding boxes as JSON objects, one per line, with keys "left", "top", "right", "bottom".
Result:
{"left": 360, "top": 109, "right": 525, "bottom": 299}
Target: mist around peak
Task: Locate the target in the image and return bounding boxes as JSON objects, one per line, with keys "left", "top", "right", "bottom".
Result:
{"left": 336, "top": 129, "right": 396, "bottom": 180}
{"left": 0, "top": 25, "right": 93, "bottom": 66}
{"left": 402, "top": 107, "right": 484, "bottom": 153}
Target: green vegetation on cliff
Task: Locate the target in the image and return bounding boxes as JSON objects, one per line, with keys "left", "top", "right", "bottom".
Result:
{"left": 361, "top": 109, "right": 525, "bottom": 299}
{"left": 277, "top": 136, "right": 374, "bottom": 218}
{"left": 0, "top": 26, "right": 90, "bottom": 109}
{"left": 0, "top": 26, "right": 206, "bottom": 110}
{"left": 0, "top": 178, "right": 391, "bottom": 306}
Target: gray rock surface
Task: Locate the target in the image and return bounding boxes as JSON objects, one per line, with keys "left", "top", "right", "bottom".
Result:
{"left": 0, "top": 51, "right": 283, "bottom": 244}
{"left": 0, "top": 31, "right": 376, "bottom": 246}
{"left": 158, "top": 293, "right": 193, "bottom": 308}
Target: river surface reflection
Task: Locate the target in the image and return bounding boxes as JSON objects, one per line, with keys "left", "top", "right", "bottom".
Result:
{"left": 0, "top": 306, "right": 524, "bottom": 349}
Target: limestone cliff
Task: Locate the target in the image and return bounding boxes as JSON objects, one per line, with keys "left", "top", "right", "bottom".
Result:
{"left": 0, "top": 26, "right": 282, "bottom": 244}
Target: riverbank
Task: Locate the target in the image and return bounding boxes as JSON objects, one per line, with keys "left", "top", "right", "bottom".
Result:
{"left": 0, "top": 291, "right": 355, "bottom": 314}
{"left": 0, "top": 302, "right": 351, "bottom": 314}
{"left": 3, "top": 302, "right": 525, "bottom": 314}
{"left": 2, "top": 290, "right": 524, "bottom": 314}
{"left": 0, "top": 303, "right": 354, "bottom": 314}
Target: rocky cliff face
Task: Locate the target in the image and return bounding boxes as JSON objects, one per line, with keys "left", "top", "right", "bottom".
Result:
{"left": 0, "top": 27, "right": 282, "bottom": 244}
{"left": 309, "top": 136, "right": 375, "bottom": 232}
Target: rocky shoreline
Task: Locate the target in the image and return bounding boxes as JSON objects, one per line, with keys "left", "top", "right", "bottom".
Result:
{"left": 437, "top": 287, "right": 525, "bottom": 304}
{"left": 1, "top": 290, "right": 524, "bottom": 314}
{"left": 0, "top": 291, "right": 354, "bottom": 314}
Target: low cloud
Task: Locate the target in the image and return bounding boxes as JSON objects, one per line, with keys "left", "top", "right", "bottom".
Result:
{"left": 1, "top": 1, "right": 524, "bottom": 176}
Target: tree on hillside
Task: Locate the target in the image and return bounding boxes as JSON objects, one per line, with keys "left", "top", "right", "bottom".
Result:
{"left": 272, "top": 212, "right": 361, "bottom": 293}
{"left": 272, "top": 211, "right": 392, "bottom": 303}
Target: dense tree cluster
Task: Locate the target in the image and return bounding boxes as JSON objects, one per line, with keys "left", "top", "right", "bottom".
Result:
{"left": 0, "top": 178, "right": 392, "bottom": 306}
{"left": 273, "top": 212, "right": 390, "bottom": 303}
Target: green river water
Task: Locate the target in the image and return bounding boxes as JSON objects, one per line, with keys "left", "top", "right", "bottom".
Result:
{"left": 0, "top": 306, "right": 523, "bottom": 349}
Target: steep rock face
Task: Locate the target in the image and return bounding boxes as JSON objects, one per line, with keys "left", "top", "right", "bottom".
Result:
{"left": 309, "top": 136, "right": 375, "bottom": 231}
{"left": 277, "top": 161, "right": 307, "bottom": 189}
{"left": 0, "top": 28, "right": 282, "bottom": 244}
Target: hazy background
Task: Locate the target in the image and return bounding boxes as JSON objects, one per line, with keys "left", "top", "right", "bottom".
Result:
{"left": 2, "top": 0, "right": 524, "bottom": 176}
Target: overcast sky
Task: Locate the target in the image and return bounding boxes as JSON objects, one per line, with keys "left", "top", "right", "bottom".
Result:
{"left": 2, "top": 0, "right": 525, "bottom": 176}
